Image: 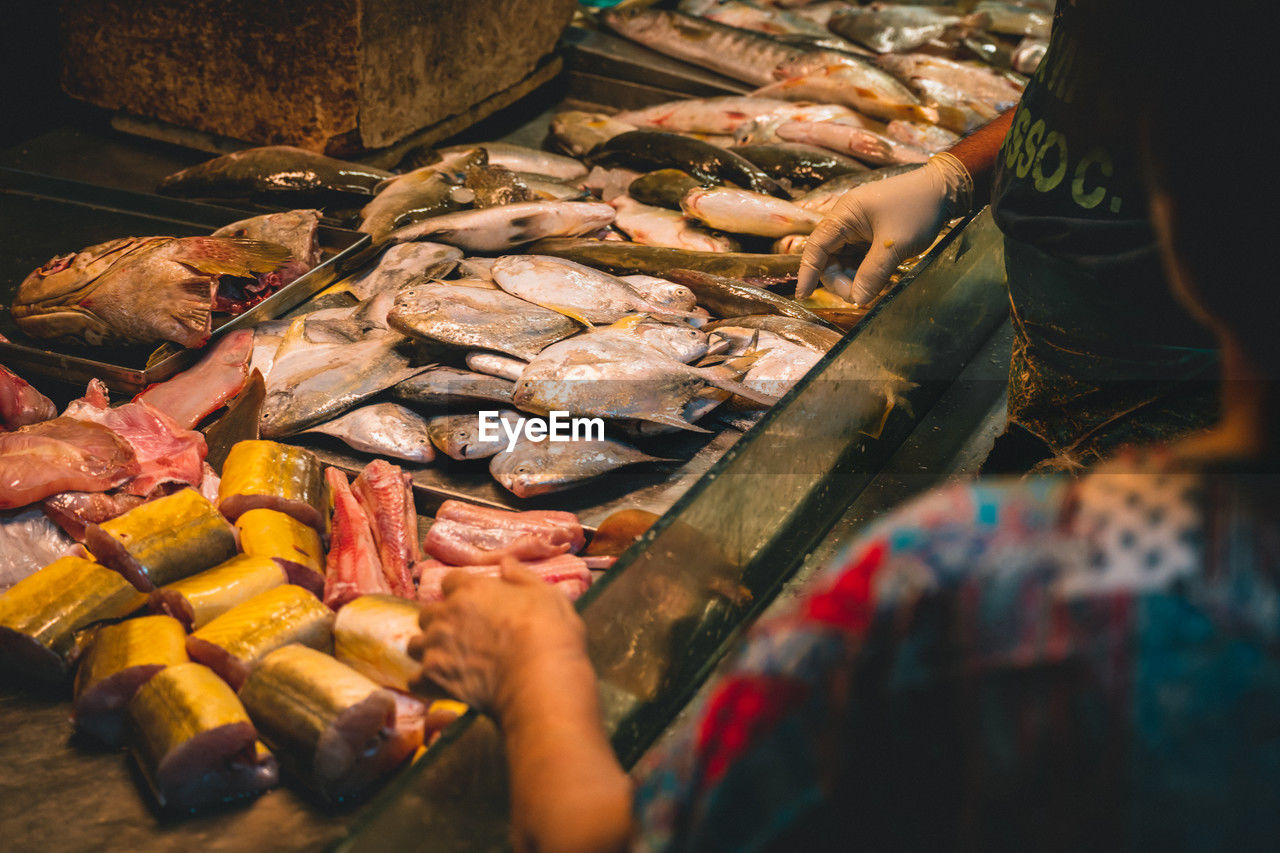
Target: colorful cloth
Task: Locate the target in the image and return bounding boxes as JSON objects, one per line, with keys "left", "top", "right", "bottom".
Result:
{"left": 632, "top": 451, "right": 1280, "bottom": 851}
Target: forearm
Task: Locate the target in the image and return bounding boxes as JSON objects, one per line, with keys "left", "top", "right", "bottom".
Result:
{"left": 946, "top": 107, "right": 1015, "bottom": 204}
{"left": 500, "top": 654, "right": 633, "bottom": 853}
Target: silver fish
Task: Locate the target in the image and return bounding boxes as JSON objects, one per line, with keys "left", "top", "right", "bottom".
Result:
{"left": 489, "top": 436, "right": 668, "bottom": 498}
{"left": 706, "top": 327, "right": 823, "bottom": 398}
{"left": 680, "top": 186, "right": 822, "bottom": 237}
{"left": 438, "top": 143, "right": 588, "bottom": 181}
{"left": 610, "top": 196, "right": 737, "bottom": 254}
{"left": 587, "top": 315, "right": 711, "bottom": 364}
{"left": 465, "top": 352, "right": 527, "bottom": 382}
{"left": 426, "top": 410, "right": 522, "bottom": 460}
{"left": 549, "top": 111, "right": 637, "bottom": 159}
{"left": 387, "top": 201, "right": 616, "bottom": 252}
{"left": 619, "top": 275, "right": 697, "bottom": 312}
{"left": 490, "top": 255, "right": 696, "bottom": 325}
{"left": 393, "top": 366, "right": 515, "bottom": 410}
{"left": 359, "top": 149, "right": 484, "bottom": 241}
{"left": 299, "top": 402, "right": 435, "bottom": 464}
{"left": 342, "top": 243, "right": 462, "bottom": 300}
{"left": 388, "top": 284, "right": 579, "bottom": 360}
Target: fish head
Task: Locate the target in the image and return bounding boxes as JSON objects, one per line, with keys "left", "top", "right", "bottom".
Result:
{"left": 489, "top": 449, "right": 554, "bottom": 498}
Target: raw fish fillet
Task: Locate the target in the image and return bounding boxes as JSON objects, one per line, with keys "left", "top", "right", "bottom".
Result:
{"left": 351, "top": 460, "right": 418, "bottom": 599}
{"left": 422, "top": 501, "right": 586, "bottom": 566}
{"left": 65, "top": 380, "right": 207, "bottom": 496}
{"left": 415, "top": 554, "right": 593, "bottom": 602}
{"left": 135, "top": 329, "right": 253, "bottom": 428}
{"left": 0, "top": 417, "right": 139, "bottom": 510}
{"left": 435, "top": 500, "right": 586, "bottom": 553}
{"left": 323, "top": 467, "right": 390, "bottom": 608}
{"left": 1, "top": 364, "right": 56, "bottom": 429}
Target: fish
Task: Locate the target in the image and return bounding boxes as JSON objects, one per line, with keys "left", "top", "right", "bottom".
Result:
{"left": 761, "top": 53, "right": 932, "bottom": 124}
{"left": 425, "top": 410, "right": 522, "bottom": 460}
{"left": 687, "top": 0, "right": 839, "bottom": 40}
{"left": 438, "top": 142, "right": 589, "bottom": 181}
{"left": 664, "top": 267, "right": 837, "bottom": 327}
{"left": 157, "top": 146, "right": 393, "bottom": 201}
{"left": 73, "top": 614, "right": 189, "bottom": 746}
{"left": 706, "top": 326, "right": 825, "bottom": 398}
{"left": 795, "top": 163, "right": 922, "bottom": 212}
{"left": 41, "top": 490, "right": 145, "bottom": 542}
{"left": 610, "top": 195, "right": 738, "bottom": 253}
{"left": 1012, "top": 38, "right": 1048, "bottom": 75}
{"left": 615, "top": 96, "right": 854, "bottom": 136}
{"left": 136, "top": 329, "right": 254, "bottom": 429}
{"left": 599, "top": 6, "right": 806, "bottom": 87}
{"left": 127, "top": 662, "right": 279, "bottom": 810}
{"left": 588, "top": 315, "right": 712, "bottom": 364}
{"left": 386, "top": 201, "right": 616, "bottom": 251}
{"left": 619, "top": 275, "right": 698, "bottom": 312}
{"left": 773, "top": 120, "right": 930, "bottom": 166}
{"left": 392, "top": 366, "right": 516, "bottom": 410}
{"left": 0, "top": 508, "right": 74, "bottom": 591}
{"left": 333, "top": 594, "right": 423, "bottom": 691}
{"left": 234, "top": 508, "right": 326, "bottom": 595}
{"left": 351, "top": 459, "right": 419, "bottom": 599}
{"left": 0, "top": 556, "right": 146, "bottom": 681}
{"left": 876, "top": 53, "right": 1024, "bottom": 129}
{"left": 186, "top": 584, "right": 334, "bottom": 689}
{"left": 491, "top": 255, "right": 699, "bottom": 324}
{"left": 342, "top": 243, "right": 463, "bottom": 301}
{"left": 628, "top": 169, "right": 710, "bottom": 210}
{"left": 237, "top": 644, "right": 422, "bottom": 802}
{"left": 388, "top": 283, "right": 580, "bottom": 360}
{"left": 526, "top": 238, "right": 802, "bottom": 285}
{"left": 975, "top": 1, "right": 1051, "bottom": 39}
{"left": 200, "top": 368, "right": 266, "bottom": 476}
{"left": 465, "top": 352, "right": 527, "bottom": 382}
{"left": 827, "top": 6, "right": 986, "bottom": 54}
{"left": 455, "top": 257, "right": 497, "bottom": 281}
{"left": 463, "top": 162, "right": 534, "bottom": 208}
{"left": 519, "top": 173, "right": 592, "bottom": 202}
{"left": 149, "top": 554, "right": 287, "bottom": 632}
{"left": 415, "top": 554, "right": 592, "bottom": 602}
{"left": 704, "top": 314, "right": 842, "bottom": 352}
{"left": 681, "top": 186, "right": 823, "bottom": 237}
{"left": 85, "top": 488, "right": 238, "bottom": 592}
{"left": 299, "top": 403, "right": 435, "bottom": 464}
{"left": 549, "top": 111, "right": 638, "bottom": 158}
{"left": 730, "top": 142, "right": 867, "bottom": 187}
{"left": 590, "top": 130, "right": 788, "bottom": 197}
{"left": 773, "top": 234, "right": 807, "bottom": 253}
{"left": 0, "top": 417, "right": 139, "bottom": 510}
{"left": 211, "top": 209, "right": 323, "bottom": 269}
{"left": 13, "top": 236, "right": 297, "bottom": 348}
{"left": 218, "top": 440, "right": 329, "bottom": 532}
{"left": 428, "top": 500, "right": 585, "bottom": 560}
{"left": 489, "top": 436, "right": 669, "bottom": 498}
{"left": 323, "top": 466, "right": 390, "bottom": 609}
{"left": 886, "top": 119, "right": 961, "bottom": 153}
{"left": 359, "top": 149, "right": 485, "bottom": 241}
{"left": 0, "top": 364, "right": 56, "bottom": 429}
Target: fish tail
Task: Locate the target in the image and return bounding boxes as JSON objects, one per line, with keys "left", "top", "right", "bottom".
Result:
{"left": 702, "top": 373, "right": 780, "bottom": 408}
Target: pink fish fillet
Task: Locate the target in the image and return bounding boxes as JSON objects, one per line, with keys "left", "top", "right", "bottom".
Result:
{"left": 414, "top": 554, "right": 593, "bottom": 603}
{"left": 65, "top": 380, "right": 207, "bottom": 496}
{"left": 135, "top": 329, "right": 253, "bottom": 429}
{"left": 323, "top": 467, "right": 390, "bottom": 609}
{"left": 1, "top": 364, "right": 56, "bottom": 430}
{"left": 0, "top": 417, "right": 140, "bottom": 510}
{"left": 351, "top": 460, "right": 418, "bottom": 599}
{"left": 422, "top": 500, "right": 586, "bottom": 565}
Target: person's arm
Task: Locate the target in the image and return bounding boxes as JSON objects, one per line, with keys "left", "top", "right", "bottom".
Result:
{"left": 411, "top": 563, "right": 632, "bottom": 853}
{"left": 797, "top": 107, "right": 1017, "bottom": 303}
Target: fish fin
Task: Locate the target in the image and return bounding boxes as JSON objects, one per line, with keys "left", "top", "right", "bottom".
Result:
{"left": 176, "top": 238, "right": 293, "bottom": 275}
{"left": 608, "top": 314, "right": 648, "bottom": 331}
{"left": 534, "top": 302, "right": 595, "bottom": 328}
{"left": 640, "top": 412, "right": 712, "bottom": 434}
{"left": 701, "top": 374, "right": 780, "bottom": 408}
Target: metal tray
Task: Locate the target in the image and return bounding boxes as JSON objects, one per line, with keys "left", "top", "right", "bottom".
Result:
{"left": 0, "top": 168, "right": 373, "bottom": 395}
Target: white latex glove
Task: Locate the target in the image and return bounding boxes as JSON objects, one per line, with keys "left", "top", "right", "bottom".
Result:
{"left": 797, "top": 153, "right": 974, "bottom": 304}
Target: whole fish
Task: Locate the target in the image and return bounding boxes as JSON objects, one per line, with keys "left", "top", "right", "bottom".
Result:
{"left": 610, "top": 195, "right": 738, "bottom": 253}
{"left": 438, "top": 142, "right": 588, "bottom": 181}
{"left": 707, "top": 326, "right": 825, "bottom": 399}
{"left": 393, "top": 366, "right": 515, "bottom": 409}
{"left": 587, "top": 315, "right": 712, "bottom": 364}
{"left": 704, "top": 313, "right": 843, "bottom": 352}
{"left": 157, "top": 146, "right": 392, "bottom": 201}
{"left": 426, "top": 410, "right": 523, "bottom": 460}
{"left": 619, "top": 274, "right": 698, "bottom": 312}
{"left": 774, "top": 120, "right": 930, "bottom": 166}
{"left": 491, "top": 255, "right": 697, "bottom": 324}
{"left": 526, "top": 237, "right": 801, "bottom": 285}
{"left": 615, "top": 97, "right": 854, "bottom": 137}
{"left": 876, "top": 53, "right": 1024, "bottom": 113}
{"left": 886, "top": 120, "right": 960, "bottom": 153}
{"left": 465, "top": 352, "right": 527, "bottom": 382}
{"left": 549, "top": 111, "right": 637, "bottom": 158}
{"left": 764, "top": 52, "right": 931, "bottom": 123}
{"left": 582, "top": 165, "right": 644, "bottom": 203}
{"left": 490, "top": 436, "right": 669, "bottom": 498}
{"left": 599, "top": 6, "right": 805, "bottom": 87}
{"left": 664, "top": 267, "right": 836, "bottom": 327}
{"left": 13, "top": 237, "right": 295, "bottom": 348}
{"left": 341, "top": 242, "right": 463, "bottom": 301}
{"left": 386, "top": 201, "right": 616, "bottom": 251}
{"left": 730, "top": 143, "right": 866, "bottom": 187}
{"left": 975, "top": 1, "right": 1051, "bottom": 39}
{"left": 795, "top": 163, "right": 922, "bottom": 212}
{"left": 518, "top": 173, "right": 592, "bottom": 202}
{"left": 827, "top": 6, "right": 986, "bottom": 54}
{"left": 298, "top": 402, "right": 435, "bottom": 464}
{"left": 681, "top": 186, "right": 822, "bottom": 237}
{"left": 628, "top": 169, "right": 710, "bottom": 210}
{"left": 687, "top": 0, "right": 836, "bottom": 40}
{"left": 211, "top": 209, "right": 322, "bottom": 268}
{"left": 590, "top": 130, "right": 788, "bottom": 197}
{"left": 388, "top": 284, "right": 579, "bottom": 359}
{"left": 359, "top": 149, "right": 484, "bottom": 241}
{"left": 463, "top": 162, "right": 534, "bottom": 208}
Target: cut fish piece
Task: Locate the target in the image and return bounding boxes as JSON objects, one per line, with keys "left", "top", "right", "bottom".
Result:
{"left": 323, "top": 467, "right": 390, "bottom": 609}
{"left": 218, "top": 440, "right": 328, "bottom": 533}
{"left": 149, "top": 554, "right": 288, "bottom": 630}
{"left": 351, "top": 460, "right": 418, "bottom": 599}
{"left": 415, "top": 554, "right": 592, "bottom": 602}
{"left": 234, "top": 508, "right": 325, "bottom": 595}
{"left": 333, "top": 594, "right": 421, "bottom": 691}
{"left": 135, "top": 329, "right": 254, "bottom": 429}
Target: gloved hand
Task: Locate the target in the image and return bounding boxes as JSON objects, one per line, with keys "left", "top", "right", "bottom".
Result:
{"left": 797, "top": 153, "right": 974, "bottom": 304}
